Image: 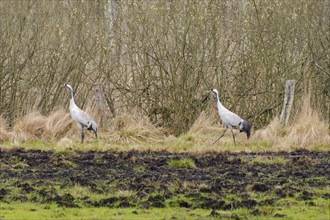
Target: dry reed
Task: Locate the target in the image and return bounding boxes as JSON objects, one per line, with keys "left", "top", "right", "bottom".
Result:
{"left": 108, "top": 113, "right": 165, "bottom": 144}
{"left": 1, "top": 94, "right": 329, "bottom": 153}
{"left": 253, "top": 95, "right": 330, "bottom": 150}
{"left": 13, "top": 112, "right": 47, "bottom": 141}
{"left": 44, "top": 107, "right": 74, "bottom": 140}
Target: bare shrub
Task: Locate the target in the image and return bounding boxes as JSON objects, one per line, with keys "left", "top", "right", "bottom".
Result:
{"left": 0, "top": 116, "right": 12, "bottom": 142}
{"left": 0, "top": 0, "right": 329, "bottom": 136}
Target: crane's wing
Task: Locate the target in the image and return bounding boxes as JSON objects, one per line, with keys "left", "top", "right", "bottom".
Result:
{"left": 79, "top": 111, "right": 98, "bottom": 135}
{"left": 220, "top": 109, "right": 242, "bottom": 128}
{"left": 70, "top": 107, "right": 95, "bottom": 128}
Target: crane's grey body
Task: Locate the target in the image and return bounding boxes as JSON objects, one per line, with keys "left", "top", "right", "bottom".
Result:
{"left": 65, "top": 83, "right": 97, "bottom": 143}
{"left": 210, "top": 88, "right": 251, "bottom": 145}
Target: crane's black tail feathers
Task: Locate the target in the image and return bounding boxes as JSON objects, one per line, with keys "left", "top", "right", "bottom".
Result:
{"left": 239, "top": 120, "right": 251, "bottom": 139}
{"left": 87, "top": 121, "right": 98, "bottom": 139}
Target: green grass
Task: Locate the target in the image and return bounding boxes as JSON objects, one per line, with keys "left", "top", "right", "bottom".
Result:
{"left": 248, "top": 156, "right": 289, "bottom": 166}
{"left": 1, "top": 175, "right": 329, "bottom": 219}
{"left": 258, "top": 197, "right": 329, "bottom": 220}
{"left": 1, "top": 135, "right": 329, "bottom": 153}
{"left": 165, "top": 194, "right": 193, "bottom": 207}
{"left": 0, "top": 202, "right": 214, "bottom": 220}
{"left": 1, "top": 199, "right": 329, "bottom": 220}
{"left": 167, "top": 158, "right": 196, "bottom": 169}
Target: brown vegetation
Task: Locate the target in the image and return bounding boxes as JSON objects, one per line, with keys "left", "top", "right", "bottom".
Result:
{"left": 108, "top": 113, "right": 165, "bottom": 144}
{"left": 43, "top": 108, "right": 73, "bottom": 140}
{"left": 0, "top": 0, "right": 329, "bottom": 136}
{"left": 0, "top": 95, "right": 328, "bottom": 152}
{"left": 253, "top": 95, "right": 330, "bottom": 150}
{"left": 13, "top": 112, "right": 47, "bottom": 142}
{"left": 0, "top": 116, "right": 11, "bottom": 142}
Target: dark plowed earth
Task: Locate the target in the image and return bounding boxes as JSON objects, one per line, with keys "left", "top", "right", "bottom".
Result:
{"left": 0, "top": 148, "right": 329, "bottom": 211}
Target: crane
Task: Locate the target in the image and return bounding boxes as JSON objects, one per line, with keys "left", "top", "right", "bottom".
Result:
{"left": 209, "top": 87, "right": 251, "bottom": 145}
{"left": 64, "top": 83, "right": 98, "bottom": 143}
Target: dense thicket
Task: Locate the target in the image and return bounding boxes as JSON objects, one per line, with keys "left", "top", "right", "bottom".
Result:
{"left": 0, "top": 0, "right": 329, "bottom": 134}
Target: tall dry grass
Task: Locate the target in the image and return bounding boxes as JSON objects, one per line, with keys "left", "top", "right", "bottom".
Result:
{"left": 0, "top": 95, "right": 329, "bottom": 152}
{"left": 13, "top": 112, "right": 47, "bottom": 141}
{"left": 189, "top": 108, "right": 219, "bottom": 135}
{"left": 1, "top": 108, "right": 75, "bottom": 143}
{"left": 0, "top": 107, "right": 166, "bottom": 145}
{"left": 44, "top": 107, "right": 74, "bottom": 140}
{"left": 108, "top": 113, "right": 166, "bottom": 144}
{"left": 253, "top": 95, "right": 330, "bottom": 150}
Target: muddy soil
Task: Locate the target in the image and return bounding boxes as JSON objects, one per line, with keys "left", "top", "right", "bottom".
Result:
{"left": 0, "top": 148, "right": 329, "bottom": 213}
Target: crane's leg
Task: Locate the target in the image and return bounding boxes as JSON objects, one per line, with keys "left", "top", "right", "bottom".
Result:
{"left": 80, "top": 127, "right": 85, "bottom": 143}
{"left": 211, "top": 129, "right": 227, "bottom": 146}
{"left": 231, "top": 129, "right": 236, "bottom": 146}
{"left": 93, "top": 130, "right": 97, "bottom": 139}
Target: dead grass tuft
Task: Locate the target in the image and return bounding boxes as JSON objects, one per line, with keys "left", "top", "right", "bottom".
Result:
{"left": 108, "top": 113, "right": 165, "bottom": 144}
{"left": 189, "top": 108, "right": 219, "bottom": 134}
{"left": 7, "top": 107, "right": 95, "bottom": 142}
{"left": 253, "top": 117, "right": 283, "bottom": 145}
{"left": 253, "top": 95, "right": 330, "bottom": 150}
{"left": 13, "top": 112, "right": 47, "bottom": 141}
{"left": 3, "top": 95, "right": 329, "bottom": 153}
{"left": 44, "top": 107, "right": 73, "bottom": 140}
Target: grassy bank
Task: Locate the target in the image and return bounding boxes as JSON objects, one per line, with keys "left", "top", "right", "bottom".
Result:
{"left": 1, "top": 198, "right": 329, "bottom": 220}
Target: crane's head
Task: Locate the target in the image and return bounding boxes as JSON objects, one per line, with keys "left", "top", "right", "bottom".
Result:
{"left": 64, "top": 83, "right": 73, "bottom": 91}
{"left": 210, "top": 87, "right": 219, "bottom": 96}
{"left": 64, "top": 83, "right": 74, "bottom": 99}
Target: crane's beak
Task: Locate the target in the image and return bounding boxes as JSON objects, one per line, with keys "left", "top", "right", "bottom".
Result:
{"left": 201, "top": 93, "right": 209, "bottom": 105}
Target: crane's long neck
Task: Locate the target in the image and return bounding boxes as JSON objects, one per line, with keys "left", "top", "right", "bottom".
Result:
{"left": 67, "top": 89, "right": 77, "bottom": 109}
{"left": 215, "top": 93, "right": 228, "bottom": 113}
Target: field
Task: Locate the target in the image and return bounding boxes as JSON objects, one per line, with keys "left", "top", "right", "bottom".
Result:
{"left": 1, "top": 144, "right": 329, "bottom": 219}
{"left": 1, "top": 96, "right": 330, "bottom": 219}
{"left": 1, "top": 1, "right": 329, "bottom": 219}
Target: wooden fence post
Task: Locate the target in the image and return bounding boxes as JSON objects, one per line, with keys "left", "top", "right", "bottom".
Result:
{"left": 280, "top": 80, "right": 295, "bottom": 126}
